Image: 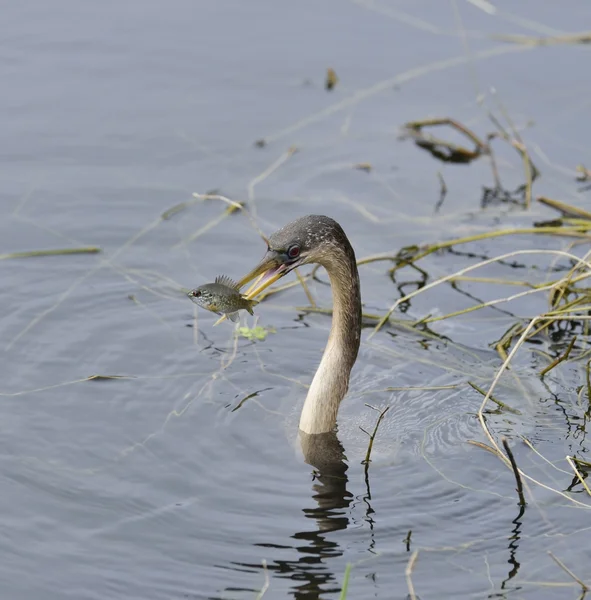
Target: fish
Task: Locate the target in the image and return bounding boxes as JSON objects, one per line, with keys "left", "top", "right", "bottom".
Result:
{"left": 187, "top": 275, "right": 257, "bottom": 323}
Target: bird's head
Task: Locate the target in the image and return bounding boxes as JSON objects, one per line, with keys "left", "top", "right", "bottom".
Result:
{"left": 237, "top": 215, "right": 346, "bottom": 298}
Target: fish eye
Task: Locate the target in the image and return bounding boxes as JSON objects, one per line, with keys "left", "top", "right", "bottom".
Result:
{"left": 287, "top": 245, "right": 300, "bottom": 259}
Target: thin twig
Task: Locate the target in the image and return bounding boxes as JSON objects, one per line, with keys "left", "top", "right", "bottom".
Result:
{"left": 0, "top": 247, "right": 101, "bottom": 260}
{"left": 490, "top": 89, "right": 538, "bottom": 209}
{"left": 547, "top": 551, "right": 589, "bottom": 592}
{"left": 566, "top": 456, "right": 591, "bottom": 498}
{"left": 175, "top": 198, "right": 243, "bottom": 247}
{"left": 468, "top": 381, "right": 521, "bottom": 414}
{"left": 405, "top": 549, "right": 420, "bottom": 600}
{"left": 403, "top": 530, "right": 412, "bottom": 552}
{"left": 478, "top": 314, "right": 591, "bottom": 509}
{"left": 371, "top": 248, "right": 591, "bottom": 338}
{"left": 361, "top": 404, "right": 391, "bottom": 470}
{"left": 493, "top": 32, "right": 591, "bottom": 46}
{"left": 247, "top": 146, "right": 298, "bottom": 220}
{"left": 540, "top": 335, "right": 577, "bottom": 377}
{"left": 538, "top": 196, "right": 591, "bottom": 220}
{"left": 294, "top": 267, "right": 316, "bottom": 307}
{"left": 501, "top": 437, "right": 527, "bottom": 506}
{"left": 467, "top": 439, "right": 502, "bottom": 457}
{"left": 254, "top": 559, "right": 270, "bottom": 600}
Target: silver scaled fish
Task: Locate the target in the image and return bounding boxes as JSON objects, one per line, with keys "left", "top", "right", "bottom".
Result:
{"left": 187, "top": 275, "right": 257, "bottom": 322}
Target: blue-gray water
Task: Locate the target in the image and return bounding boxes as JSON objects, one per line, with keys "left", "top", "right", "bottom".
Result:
{"left": 2, "top": 1, "right": 590, "bottom": 598}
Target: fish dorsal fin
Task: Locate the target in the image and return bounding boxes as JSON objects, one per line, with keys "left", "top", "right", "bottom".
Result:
{"left": 214, "top": 274, "right": 240, "bottom": 290}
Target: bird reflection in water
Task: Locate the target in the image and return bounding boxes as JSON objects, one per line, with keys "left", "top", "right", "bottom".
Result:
{"left": 232, "top": 431, "right": 354, "bottom": 599}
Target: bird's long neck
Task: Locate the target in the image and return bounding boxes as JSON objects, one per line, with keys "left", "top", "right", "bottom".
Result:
{"left": 299, "top": 244, "right": 361, "bottom": 434}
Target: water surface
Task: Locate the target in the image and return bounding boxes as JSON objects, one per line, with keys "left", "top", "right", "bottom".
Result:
{"left": 2, "top": 1, "right": 591, "bottom": 598}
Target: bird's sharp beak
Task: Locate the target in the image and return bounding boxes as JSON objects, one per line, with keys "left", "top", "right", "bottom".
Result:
{"left": 238, "top": 251, "right": 290, "bottom": 300}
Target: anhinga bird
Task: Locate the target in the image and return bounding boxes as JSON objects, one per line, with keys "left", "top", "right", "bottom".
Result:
{"left": 238, "top": 215, "right": 361, "bottom": 436}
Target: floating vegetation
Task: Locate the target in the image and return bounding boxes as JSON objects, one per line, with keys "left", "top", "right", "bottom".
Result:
{"left": 576, "top": 164, "right": 591, "bottom": 183}
{"left": 0, "top": 247, "right": 101, "bottom": 260}
{"left": 401, "top": 113, "right": 538, "bottom": 208}
{"left": 85, "top": 374, "right": 135, "bottom": 382}
{"left": 325, "top": 67, "right": 339, "bottom": 90}
{"left": 353, "top": 162, "right": 372, "bottom": 173}
{"left": 537, "top": 195, "right": 591, "bottom": 220}
{"left": 401, "top": 117, "right": 488, "bottom": 164}
{"left": 467, "top": 381, "right": 521, "bottom": 414}
{"left": 576, "top": 164, "right": 591, "bottom": 192}
{"left": 237, "top": 325, "right": 276, "bottom": 341}
{"left": 492, "top": 31, "right": 591, "bottom": 46}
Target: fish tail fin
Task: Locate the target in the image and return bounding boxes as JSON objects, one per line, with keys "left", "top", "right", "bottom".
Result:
{"left": 227, "top": 311, "right": 240, "bottom": 323}
{"left": 246, "top": 300, "right": 258, "bottom": 315}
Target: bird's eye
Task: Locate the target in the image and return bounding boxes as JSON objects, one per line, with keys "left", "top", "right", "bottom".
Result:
{"left": 287, "top": 245, "right": 300, "bottom": 259}
{"left": 194, "top": 290, "right": 202, "bottom": 298}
